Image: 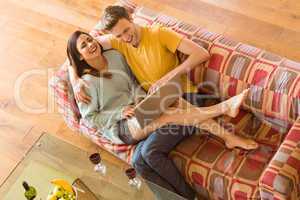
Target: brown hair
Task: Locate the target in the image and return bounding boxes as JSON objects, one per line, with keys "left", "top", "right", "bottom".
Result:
{"left": 101, "top": 5, "right": 130, "bottom": 31}
{"left": 67, "top": 30, "right": 112, "bottom": 78}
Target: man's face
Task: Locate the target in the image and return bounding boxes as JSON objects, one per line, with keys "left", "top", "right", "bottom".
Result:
{"left": 109, "top": 18, "right": 138, "bottom": 46}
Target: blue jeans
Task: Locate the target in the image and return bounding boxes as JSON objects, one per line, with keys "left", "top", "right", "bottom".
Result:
{"left": 131, "top": 93, "right": 203, "bottom": 200}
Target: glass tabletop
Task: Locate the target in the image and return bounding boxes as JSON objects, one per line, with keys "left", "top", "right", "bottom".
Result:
{"left": 0, "top": 133, "right": 186, "bottom": 200}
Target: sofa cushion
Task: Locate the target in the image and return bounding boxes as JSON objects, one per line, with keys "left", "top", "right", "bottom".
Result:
{"left": 259, "top": 117, "right": 300, "bottom": 200}
{"left": 170, "top": 109, "right": 287, "bottom": 199}
{"left": 50, "top": 62, "right": 81, "bottom": 130}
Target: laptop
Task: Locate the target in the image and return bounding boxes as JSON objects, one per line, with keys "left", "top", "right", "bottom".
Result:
{"left": 134, "top": 74, "right": 183, "bottom": 128}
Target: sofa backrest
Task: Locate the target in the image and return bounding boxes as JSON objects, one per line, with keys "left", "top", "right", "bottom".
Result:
{"left": 121, "top": 4, "right": 300, "bottom": 129}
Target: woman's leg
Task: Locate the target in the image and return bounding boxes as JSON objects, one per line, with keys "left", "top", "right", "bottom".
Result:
{"left": 127, "top": 101, "right": 235, "bottom": 142}
{"left": 128, "top": 89, "right": 257, "bottom": 149}
{"left": 155, "top": 89, "right": 249, "bottom": 126}
{"left": 196, "top": 119, "right": 258, "bottom": 150}
{"left": 175, "top": 89, "right": 249, "bottom": 118}
{"left": 128, "top": 114, "right": 257, "bottom": 150}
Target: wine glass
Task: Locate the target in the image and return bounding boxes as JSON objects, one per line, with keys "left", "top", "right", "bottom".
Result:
{"left": 125, "top": 168, "right": 141, "bottom": 189}
{"left": 89, "top": 153, "right": 106, "bottom": 175}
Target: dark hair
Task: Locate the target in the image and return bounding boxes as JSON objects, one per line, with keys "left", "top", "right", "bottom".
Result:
{"left": 67, "top": 30, "right": 111, "bottom": 78}
{"left": 101, "top": 5, "right": 130, "bottom": 31}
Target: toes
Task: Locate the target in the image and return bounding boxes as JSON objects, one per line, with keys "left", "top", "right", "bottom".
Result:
{"left": 225, "top": 139, "right": 258, "bottom": 150}
{"left": 225, "top": 143, "right": 234, "bottom": 149}
{"left": 243, "top": 88, "right": 250, "bottom": 94}
{"left": 248, "top": 145, "right": 258, "bottom": 150}
{"left": 247, "top": 142, "right": 258, "bottom": 150}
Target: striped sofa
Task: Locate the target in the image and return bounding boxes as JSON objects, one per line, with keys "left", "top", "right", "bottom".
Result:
{"left": 50, "top": 1, "right": 300, "bottom": 199}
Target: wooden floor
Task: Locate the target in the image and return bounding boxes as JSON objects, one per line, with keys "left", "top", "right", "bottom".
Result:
{"left": 0, "top": 0, "right": 299, "bottom": 187}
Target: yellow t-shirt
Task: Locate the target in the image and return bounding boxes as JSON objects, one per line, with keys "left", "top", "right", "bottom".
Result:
{"left": 110, "top": 25, "right": 197, "bottom": 93}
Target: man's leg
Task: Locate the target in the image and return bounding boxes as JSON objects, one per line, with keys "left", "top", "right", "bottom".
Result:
{"left": 131, "top": 141, "right": 176, "bottom": 193}
{"left": 130, "top": 93, "right": 210, "bottom": 199}
{"left": 140, "top": 124, "right": 197, "bottom": 200}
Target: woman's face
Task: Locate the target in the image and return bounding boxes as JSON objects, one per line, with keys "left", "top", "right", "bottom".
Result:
{"left": 76, "top": 34, "right": 101, "bottom": 61}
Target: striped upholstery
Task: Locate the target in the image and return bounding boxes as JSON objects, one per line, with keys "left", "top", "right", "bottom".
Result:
{"left": 50, "top": 0, "right": 300, "bottom": 199}
{"left": 170, "top": 110, "right": 286, "bottom": 199}
{"left": 259, "top": 118, "right": 300, "bottom": 200}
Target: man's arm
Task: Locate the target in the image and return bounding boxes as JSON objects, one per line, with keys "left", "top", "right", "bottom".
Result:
{"left": 94, "top": 34, "right": 113, "bottom": 50}
{"left": 174, "top": 37, "right": 210, "bottom": 75}
{"left": 149, "top": 37, "right": 210, "bottom": 92}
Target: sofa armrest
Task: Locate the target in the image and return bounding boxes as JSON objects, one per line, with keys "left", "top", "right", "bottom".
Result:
{"left": 49, "top": 62, "right": 81, "bottom": 130}
{"left": 259, "top": 117, "right": 300, "bottom": 200}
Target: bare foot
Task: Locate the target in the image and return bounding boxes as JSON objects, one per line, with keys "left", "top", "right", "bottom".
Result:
{"left": 225, "top": 134, "right": 258, "bottom": 150}
{"left": 226, "top": 89, "right": 249, "bottom": 118}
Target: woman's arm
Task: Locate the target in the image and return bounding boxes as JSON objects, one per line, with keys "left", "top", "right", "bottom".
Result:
{"left": 120, "top": 54, "right": 147, "bottom": 103}
{"left": 77, "top": 77, "right": 124, "bottom": 129}
{"left": 67, "top": 61, "right": 78, "bottom": 86}
{"left": 67, "top": 61, "right": 92, "bottom": 104}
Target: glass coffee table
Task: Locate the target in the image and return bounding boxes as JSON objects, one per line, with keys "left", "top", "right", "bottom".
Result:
{"left": 0, "top": 133, "right": 186, "bottom": 200}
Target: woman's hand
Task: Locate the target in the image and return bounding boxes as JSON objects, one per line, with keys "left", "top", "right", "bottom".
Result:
{"left": 122, "top": 106, "right": 135, "bottom": 119}
{"left": 73, "top": 79, "right": 91, "bottom": 104}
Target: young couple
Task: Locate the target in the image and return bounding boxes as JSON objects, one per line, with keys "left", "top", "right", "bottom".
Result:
{"left": 67, "top": 5, "right": 258, "bottom": 200}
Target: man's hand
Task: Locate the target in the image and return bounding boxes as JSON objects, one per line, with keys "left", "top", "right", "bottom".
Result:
{"left": 148, "top": 78, "right": 164, "bottom": 94}
{"left": 148, "top": 71, "right": 177, "bottom": 94}
{"left": 134, "top": 96, "right": 145, "bottom": 104}
{"left": 122, "top": 106, "right": 135, "bottom": 119}
{"left": 73, "top": 79, "right": 91, "bottom": 104}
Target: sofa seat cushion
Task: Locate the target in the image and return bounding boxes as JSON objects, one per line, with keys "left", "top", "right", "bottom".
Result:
{"left": 170, "top": 109, "right": 288, "bottom": 199}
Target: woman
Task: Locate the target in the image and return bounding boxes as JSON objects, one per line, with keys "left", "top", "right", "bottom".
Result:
{"left": 67, "top": 30, "right": 258, "bottom": 149}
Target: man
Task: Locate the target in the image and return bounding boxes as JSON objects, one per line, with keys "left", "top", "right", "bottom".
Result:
{"left": 69, "top": 5, "right": 257, "bottom": 199}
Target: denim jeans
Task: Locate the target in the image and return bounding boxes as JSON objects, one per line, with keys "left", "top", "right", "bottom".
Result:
{"left": 131, "top": 93, "right": 204, "bottom": 200}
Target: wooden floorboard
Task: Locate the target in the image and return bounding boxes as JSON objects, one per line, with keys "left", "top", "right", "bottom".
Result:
{"left": 0, "top": 0, "right": 299, "bottom": 187}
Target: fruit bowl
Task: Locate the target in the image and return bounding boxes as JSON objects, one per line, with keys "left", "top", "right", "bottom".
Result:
{"left": 47, "top": 179, "right": 77, "bottom": 200}
{"left": 72, "top": 186, "right": 78, "bottom": 200}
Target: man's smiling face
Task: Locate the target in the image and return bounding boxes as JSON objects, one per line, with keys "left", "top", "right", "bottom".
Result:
{"left": 109, "top": 18, "right": 139, "bottom": 47}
